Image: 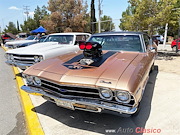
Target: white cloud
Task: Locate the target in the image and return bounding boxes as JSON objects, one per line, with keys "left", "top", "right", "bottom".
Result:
{"left": 8, "top": 6, "right": 21, "bottom": 10}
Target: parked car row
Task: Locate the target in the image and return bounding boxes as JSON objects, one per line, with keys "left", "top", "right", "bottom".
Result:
{"left": 1, "top": 33, "right": 16, "bottom": 44}
{"left": 5, "top": 35, "right": 40, "bottom": 49}
{"left": 4, "top": 31, "right": 157, "bottom": 117}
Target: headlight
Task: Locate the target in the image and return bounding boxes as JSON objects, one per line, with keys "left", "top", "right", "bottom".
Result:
{"left": 10, "top": 54, "right": 14, "bottom": 60}
{"left": 34, "top": 56, "right": 43, "bottom": 63}
{"left": 115, "top": 91, "right": 131, "bottom": 103}
{"left": 26, "top": 75, "right": 33, "bottom": 84}
{"left": 99, "top": 88, "right": 113, "bottom": 100}
{"left": 39, "top": 56, "right": 43, "bottom": 62}
{"left": 34, "top": 56, "right": 39, "bottom": 63}
{"left": 6, "top": 54, "right": 14, "bottom": 61}
{"left": 33, "top": 77, "right": 41, "bottom": 86}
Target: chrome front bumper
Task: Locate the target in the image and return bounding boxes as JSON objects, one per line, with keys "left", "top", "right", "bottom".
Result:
{"left": 21, "top": 85, "right": 137, "bottom": 116}
{"left": 5, "top": 60, "right": 33, "bottom": 69}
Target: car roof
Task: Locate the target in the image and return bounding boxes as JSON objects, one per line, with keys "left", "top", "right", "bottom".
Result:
{"left": 92, "top": 31, "right": 145, "bottom": 36}
{"left": 49, "top": 32, "right": 91, "bottom": 36}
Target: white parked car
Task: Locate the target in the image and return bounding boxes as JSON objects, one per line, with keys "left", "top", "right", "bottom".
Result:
{"left": 5, "top": 32, "right": 91, "bottom": 70}
{"left": 5, "top": 35, "right": 39, "bottom": 49}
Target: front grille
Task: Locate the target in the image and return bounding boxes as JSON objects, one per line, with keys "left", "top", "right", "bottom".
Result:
{"left": 41, "top": 79, "right": 100, "bottom": 99}
{"left": 34, "top": 79, "right": 135, "bottom": 106}
{"left": 12, "top": 54, "right": 35, "bottom": 64}
{"left": 6, "top": 45, "right": 14, "bottom": 48}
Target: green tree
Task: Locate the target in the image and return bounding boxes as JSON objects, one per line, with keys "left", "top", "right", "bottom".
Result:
{"left": 34, "top": 5, "right": 49, "bottom": 27}
{"left": 41, "top": 0, "right": 89, "bottom": 33}
{"left": 101, "top": 15, "right": 115, "bottom": 32}
{"left": 120, "top": 0, "right": 177, "bottom": 36}
{"left": 20, "top": 18, "right": 37, "bottom": 32}
{"left": 168, "top": 0, "right": 180, "bottom": 37}
{"left": 17, "top": 20, "right": 20, "bottom": 32}
{"left": 119, "top": 5, "right": 136, "bottom": 31}
{"left": 4, "top": 22, "right": 18, "bottom": 34}
{"left": 21, "top": 5, "right": 49, "bottom": 32}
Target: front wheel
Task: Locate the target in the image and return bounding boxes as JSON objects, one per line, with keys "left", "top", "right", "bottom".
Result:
{"left": 172, "top": 46, "right": 177, "bottom": 52}
{"left": 150, "top": 63, "right": 155, "bottom": 73}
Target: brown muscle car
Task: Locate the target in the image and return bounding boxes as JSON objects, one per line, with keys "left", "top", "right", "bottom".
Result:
{"left": 21, "top": 32, "right": 157, "bottom": 116}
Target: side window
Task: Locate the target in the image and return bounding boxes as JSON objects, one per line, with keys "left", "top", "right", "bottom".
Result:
{"left": 76, "top": 35, "right": 87, "bottom": 41}
{"left": 85, "top": 35, "right": 90, "bottom": 40}
{"left": 143, "top": 34, "right": 150, "bottom": 49}
{"left": 75, "top": 35, "right": 89, "bottom": 45}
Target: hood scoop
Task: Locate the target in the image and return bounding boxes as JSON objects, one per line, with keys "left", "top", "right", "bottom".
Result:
{"left": 62, "top": 42, "right": 117, "bottom": 70}
{"left": 79, "top": 42, "right": 102, "bottom": 65}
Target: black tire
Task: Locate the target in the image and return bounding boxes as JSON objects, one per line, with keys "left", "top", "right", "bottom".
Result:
{"left": 150, "top": 63, "right": 155, "bottom": 73}
{"left": 172, "top": 46, "right": 177, "bottom": 52}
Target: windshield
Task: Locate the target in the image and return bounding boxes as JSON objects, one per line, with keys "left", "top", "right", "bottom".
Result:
{"left": 44, "top": 35, "right": 74, "bottom": 44}
{"left": 88, "top": 35, "right": 143, "bottom": 52}
{"left": 39, "top": 36, "right": 47, "bottom": 42}
{"left": 26, "top": 35, "right": 36, "bottom": 40}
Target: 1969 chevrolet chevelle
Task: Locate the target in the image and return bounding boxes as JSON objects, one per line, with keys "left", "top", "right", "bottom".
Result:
{"left": 21, "top": 32, "right": 157, "bottom": 116}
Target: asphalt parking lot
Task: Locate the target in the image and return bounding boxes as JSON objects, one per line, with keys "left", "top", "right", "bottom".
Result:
{"left": 0, "top": 47, "right": 26, "bottom": 135}
{"left": 1, "top": 44, "right": 180, "bottom": 135}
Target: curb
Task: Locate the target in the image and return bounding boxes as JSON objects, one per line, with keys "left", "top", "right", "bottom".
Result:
{"left": 2, "top": 46, "right": 44, "bottom": 135}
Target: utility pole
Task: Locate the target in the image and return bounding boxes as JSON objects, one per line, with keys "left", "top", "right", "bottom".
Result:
{"left": 163, "top": 23, "right": 168, "bottom": 50}
{"left": 23, "top": 6, "right": 30, "bottom": 20}
{"left": 98, "top": 0, "right": 103, "bottom": 33}
{"left": 91, "top": 0, "right": 96, "bottom": 34}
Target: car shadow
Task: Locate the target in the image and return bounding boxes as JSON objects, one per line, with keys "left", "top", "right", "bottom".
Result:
{"left": 32, "top": 66, "right": 159, "bottom": 135}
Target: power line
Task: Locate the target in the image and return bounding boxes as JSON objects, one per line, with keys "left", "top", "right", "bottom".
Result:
{"left": 23, "top": 6, "right": 30, "bottom": 20}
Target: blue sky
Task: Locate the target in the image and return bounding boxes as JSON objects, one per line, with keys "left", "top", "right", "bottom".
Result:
{"left": 0, "top": 0, "right": 129, "bottom": 32}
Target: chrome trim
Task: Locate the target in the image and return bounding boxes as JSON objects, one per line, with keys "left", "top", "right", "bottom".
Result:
{"left": 74, "top": 107, "right": 102, "bottom": 113}
{"left": 99, "top": 87, "right": 113, "bottom": 101}
{"left": 139, "top": 35, "right": 146, "bottom": 53}
{"left": 5, "top": 60, "right": 33, "bottom": 68}
{"left": 41, "top": 83, "right": 99, "bottom": 95}
{"left": 21, "top": 85, "right": 137, "bottom": 115}
{"left": 35, "top": 78, "right": 135, "bottom": 106}
{"left": 41, "top": 78, "right": 97, "bottom": 89}
{"left": 5, "top": 53, "right": 36, "bottom": 67}
{"left": 114, "top": 90, "right": 131, "bottom": 103}
{"left": 13, "top": 56, "right": 34, "bottom": 60}
{"left": 41, "top": 86, "right": 101, "bottom": 100}
{"left": 41, "top": 79, "right": 99, "bottom": 96}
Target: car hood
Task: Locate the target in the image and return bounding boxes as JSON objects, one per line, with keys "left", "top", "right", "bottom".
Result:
{"left": 6, "top": 42, "right": 71, "bottom": 55}
{"left": 5, "top": 40, "right": 36, "bottom": 45}
{"left": 25, "top": 51, "right": 146, "bottom": 92}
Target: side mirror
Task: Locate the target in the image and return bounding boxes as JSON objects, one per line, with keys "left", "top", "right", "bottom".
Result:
{"left": 150, "top": 47, "right": 156, "bottom": 53}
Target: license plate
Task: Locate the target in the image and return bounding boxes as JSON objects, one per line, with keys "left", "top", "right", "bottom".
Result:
{"left": 55, "top": 99, "right": 74, "bottom": 110}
